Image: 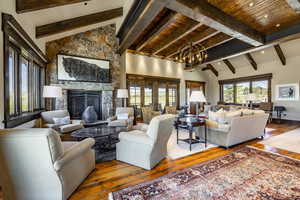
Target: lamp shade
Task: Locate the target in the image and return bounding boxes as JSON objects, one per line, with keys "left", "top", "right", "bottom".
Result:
{"left": 190, "top": 90, "right": 207, "bottom": 103}
{"left": 43, "top": 86, "right": 62, "bottom": 98}
{"left": 246, "top": 93, "right": 256, "bottom": 101}
{"left": 117, "top": 89, "right": 128, "bottom": 98}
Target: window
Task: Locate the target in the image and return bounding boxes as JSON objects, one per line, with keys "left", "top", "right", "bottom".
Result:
{"left": 129, "top": 83, "right": 141, "bottom": 107}
{"left": 223, "top": 84, "right": 234, "bottom": 103}
{"left": 219, "top": 74, "right": 272, "bottom": 104}
{"left": 252, "top": 80, "right": 268, "bottom": 102}
{"left": 236, "top": 82, "right": 250, "bottom": 104}
{"left": 168, "top": 85, "right": 177, "bottom": 107}
{"left": 144, "top": 84, "right": 152, "bottom": 106}
{"left": 3, "top": 14, "right": 47, "bottom": 128}
{"left": 158, "top": 86, "right": 167, "bottom": 110}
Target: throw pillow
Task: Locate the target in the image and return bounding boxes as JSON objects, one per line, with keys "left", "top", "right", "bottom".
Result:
{"left": 117, "top": 113, "right": 129, "bottom": 120}
{"left": 53, "top": 116, "right": 71, "bottom": 125}
{"left": 241, "top": 109, "right": 254, "bottom": 115}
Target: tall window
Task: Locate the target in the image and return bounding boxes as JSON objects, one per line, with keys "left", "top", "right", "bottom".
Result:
{"left": 223, "top": 84, "right": 234, "bottom": 103}
{"left": 219, "top": 74, "right": 272, "bottom": 104}
{"left": 168, "top": 85, "right": 177, "bottom": 106}
{"left": 144, "top": 82, "right": 152, "bottom": 106}
{"left": 158, "top": 85, "right": 167, "bottom": 110}
{"left": 8, "top": 47, "right": 16, "bottom": 116}
{"left": 129, "top": 83, "right": 141, "bottom": 107}
{"left": 21, "top": 57, "right": 29, "bottom": 112}
{"left": 236, "top": 82, "right": 250, "bottom": 104}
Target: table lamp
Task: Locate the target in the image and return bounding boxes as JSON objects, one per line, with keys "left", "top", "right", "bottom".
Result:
{"left": 43, "top": 86, "right": 62, "bottom": 110}
{"left": 117, "top": 89, "right": 129, "bottom": 107}
{"left": 190, "top": 90, "right": 207, "bottom": 115}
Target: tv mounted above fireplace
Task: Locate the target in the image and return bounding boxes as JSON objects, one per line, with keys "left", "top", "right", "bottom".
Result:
{"left": 57, "top": 53, "right": 110, "bottom": 83}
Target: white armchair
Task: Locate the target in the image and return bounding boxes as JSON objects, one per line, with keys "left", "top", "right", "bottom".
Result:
{"left": 116, "top": 114, "right": 175, "bottom": 170}
{"left": 0, "top": 128, "right": 95, "bottom": 200}
{"left": 107, "top": 107, "right": 134, "bottom": 130}
{"left": 41, "top": 110, "right": 83, "bottom": 134}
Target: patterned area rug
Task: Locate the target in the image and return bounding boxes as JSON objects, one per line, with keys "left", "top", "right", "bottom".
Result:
{"left": 110, "top": 146, "right": 300, "bottom": 200}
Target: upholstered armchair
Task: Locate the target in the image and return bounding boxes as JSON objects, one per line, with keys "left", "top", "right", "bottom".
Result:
{"left": 0, "top": 128, "right": 95, "bottom": 200}
{"left": 141, "top": 106, "right": 161, "bottom": 124}
{"left": 165, "top": 106, "right": 178, "bottom": 114}
{"left": 116, "top": 114, "right": 175, "bottom": 170}
{"left": 107, "top": 107, "right": 134, "bottom": 130}
{"left": 41, "top": 110, "right": 83, "bottom": 134}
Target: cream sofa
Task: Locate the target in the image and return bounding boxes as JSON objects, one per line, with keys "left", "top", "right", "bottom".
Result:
{"left": 41, "top": 110, "right": 84, "bottom": 134}
{"left": 116, "top": 114, "right": 175, "bottom": 170}
{"left": 0, "top": 128, "right": 95, "bottom": 200}
{"left": 196, "top": 110, "right": 269, "bottom": 148}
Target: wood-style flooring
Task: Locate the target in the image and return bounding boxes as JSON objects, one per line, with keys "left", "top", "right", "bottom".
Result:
{"left": 1, "top": 121, "right": 300, "bottom": 200}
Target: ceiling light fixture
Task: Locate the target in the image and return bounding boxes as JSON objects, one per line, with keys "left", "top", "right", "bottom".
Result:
{"left": 261, "top": 50, "right": 265, "bottom": 54}
{"left": 175, "top": 42, "right": 208, "bottom": 66}
{"left": 276, "top": 23, "right": 281, "bottom": 27}
{"left": 264, "top": 14, "right": 268, "bottom": 18}
{"left": 218, "top": 62, "right": 221, "bottom": 65}
{"left": 249, "top": 2, "right": 254, "bottom": 7}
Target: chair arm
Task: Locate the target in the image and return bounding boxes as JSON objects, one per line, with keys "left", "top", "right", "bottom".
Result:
{"left": 54, "top": 138, "right": 95, "bottom": 171}
{"left": 71, "top": 120, "right": 83, "bottom": 125}
{"left": 119, "top": 130, "right": 153, "bottom": 145}
{"left": 151, "top": 111, "right": 161, "bottom": 117}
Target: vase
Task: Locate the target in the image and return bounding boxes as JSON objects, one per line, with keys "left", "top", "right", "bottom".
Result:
{"left": 82, "top": 106, "right": 98, "bottom": 123}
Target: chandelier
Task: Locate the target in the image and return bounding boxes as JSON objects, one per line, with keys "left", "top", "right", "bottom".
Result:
{"left": 175, "top": 42, "right": 208, "bottom": 66}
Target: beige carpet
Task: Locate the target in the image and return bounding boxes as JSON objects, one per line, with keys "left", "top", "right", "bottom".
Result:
{"left": 167, "top": 129, "right": 216, "bottom": 160}
{"left": 259, "top": 128, "right": 300, "bottom": 153}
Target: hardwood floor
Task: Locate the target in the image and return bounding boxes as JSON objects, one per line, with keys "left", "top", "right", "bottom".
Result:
{"left": 1, "top": 121, "right": 300, "bottom": 200}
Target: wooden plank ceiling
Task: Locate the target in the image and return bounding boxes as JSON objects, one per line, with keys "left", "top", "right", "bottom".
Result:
{"left": 118, "top": 0, "right": 300, "bottom": 71}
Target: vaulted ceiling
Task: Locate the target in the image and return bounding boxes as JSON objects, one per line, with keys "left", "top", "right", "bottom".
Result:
{"left": 118, "top": 0, "right": 300, "bottom": 74}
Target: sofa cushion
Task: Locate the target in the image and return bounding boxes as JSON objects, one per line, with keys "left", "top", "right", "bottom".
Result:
{"left": 53, "top": 116, "right": 71, "bottom": 125}
{"left": 59, "top": 124, "right": 83, "bottom": 133}
{"left": 208, "top": 109, "right": 226, "bottom": 124}
{"left": 108, "top": 120, "right": 127, "bottom": 127}
{"left": 224, "top": 110, "right": 242, "bottom": 124}
{"left": 41, "top": 110, "right": 69, "bottom": 124}
{"left": 117, "top": 113, "right": 129, "bottom": 120}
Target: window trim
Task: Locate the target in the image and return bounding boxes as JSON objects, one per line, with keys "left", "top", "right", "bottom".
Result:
{"left": 2, "top": 13, "right": 47, "bottom": 128}
{"left": 219, "top": 73, "right": 272, "bottom": 104}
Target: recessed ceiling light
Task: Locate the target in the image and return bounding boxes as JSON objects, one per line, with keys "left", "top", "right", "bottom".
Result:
{"left": 276, "top": 23, "right": 281, "bottom": 27}
{"left": 249, "top": 2, "right": 254, "bottom": 7}
{"left": 218, "top": 62, "right": 221, "bottom": 65}
{"left": 261, "top": 50, "right": 265, "bottom": 54}
{"left": 264, "top": 14, "right": 268, "bottom": 18}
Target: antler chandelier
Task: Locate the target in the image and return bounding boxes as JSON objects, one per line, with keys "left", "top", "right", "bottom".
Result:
{"left": 175, "top": 42, "right": 208, "bottom": 66}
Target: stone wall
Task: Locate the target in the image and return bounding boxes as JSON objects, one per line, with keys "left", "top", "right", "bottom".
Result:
{"left": 46, "top": 24, "right": 121, "bottom": 115}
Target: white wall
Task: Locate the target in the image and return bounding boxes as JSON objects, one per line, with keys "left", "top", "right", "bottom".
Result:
{"left": 205, "top": 38, "right": 300, "bottom": 121}
{"left": 125, "top": 53, "right": 209, "bottom": 106}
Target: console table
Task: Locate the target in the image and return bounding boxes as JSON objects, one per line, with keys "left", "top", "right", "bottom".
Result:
{"left": 174, "top": 115, "right": 207, "bottom": 151}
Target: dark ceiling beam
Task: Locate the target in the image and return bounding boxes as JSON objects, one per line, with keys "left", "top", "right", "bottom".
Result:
{"left": 223, "top": 59, "right": 236, "bottom": 74}
{"left": 286, "top": 0, "right": 300, "bottom": 13}
{"left": 186, "top": 21, "right": 300, "bottom": 70}
{"left": 166, "top": 0, "right": 264, "bottom": 46}
{"left": 274, "top": 45, "right": 286, "bottom": 65}
{"left": 36, "top": 7, "right": 123, "bottom": 38}
{"left": 153, "top": 23, "right": 204, "bottom": 55}
{"left": 118, "top": 0, "right": 169, "bottom": 54}
{"left": 135, "top": 11, "right": 177, "bottom": 51}
{"left": 166, "top": 29, "right": 220, "bottom": 58}
{"left": 245, "top": 53, "right": 258, "bottom": 70}
{"left": 202, "top": 64, "right": 219, "bottom": 77}
{"left": 16, "top": 0, "right": 90, "bottom": 14}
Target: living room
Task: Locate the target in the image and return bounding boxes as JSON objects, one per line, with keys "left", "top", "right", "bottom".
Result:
{"left": 1, "top": 0, "right": 300, "bottom": 200}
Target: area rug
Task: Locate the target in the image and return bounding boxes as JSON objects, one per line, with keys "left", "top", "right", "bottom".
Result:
{"left": 167, "top": 129, "right": 216, "bottom": 159}
{"left": 259, "top": 128, "right": 300, "bottom": 153}
{"left": 110, "top": 146, "right": 300, "bottom": 200}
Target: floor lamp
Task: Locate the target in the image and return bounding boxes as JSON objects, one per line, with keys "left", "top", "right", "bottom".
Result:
{"left": 190, "top": 90, "right": 207, "bottom": 115}
{"left": 117, "top": 89, "right": 128, "bottom": 107}
{"left": 43, "top": 86, "right": 63, "bottom": 111}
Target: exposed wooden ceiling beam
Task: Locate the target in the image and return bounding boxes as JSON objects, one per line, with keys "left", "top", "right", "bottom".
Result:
{"left": 223, "top": 59, "right": 236, "bottom": 74}
{"left": 153, "top": 23, "right": 204, "bottom": 55}
{"left": 274, "top": 44, "right": 286, "bottom": 65}
{"left": 36, "top": 7, "right": 123, "bottom": 38}
{"left": 245, "top": 53, "right": 258, "bottom": 70}
{"left": 186, "top": 21, "right": 300, "bottom": 70}
{"left": 202, "top": 64, "right": 219, "bottom": 77}
{"left": 286, "top": 0, "right": 300, "bottom": 13}
{"left": 135, "top": 11, "right": 177, "bottom": 51}
{"left": 16, "top": 0, "right": 90, "bottom": 13}
{"left": 165, "top": 29, "right": 220, "bottom": 58}
{"left": 166, "top": 0, "right": 264, "bottom": 46}
{"left": 118, "top": 0, "right": 169, "bottom": 54}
